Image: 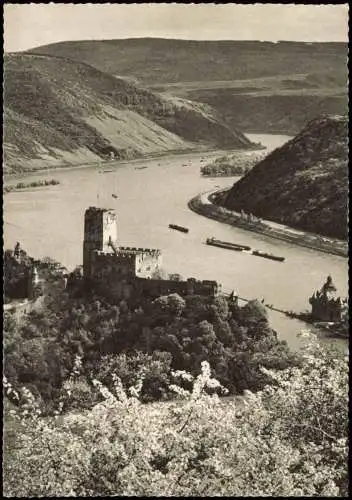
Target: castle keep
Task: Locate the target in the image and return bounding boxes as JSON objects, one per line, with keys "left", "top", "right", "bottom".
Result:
{"left": 83, "top": 207, "right": 162, "bottom": 280}
{"left": 83, "top": 207, "right": 219, "bottom": 299}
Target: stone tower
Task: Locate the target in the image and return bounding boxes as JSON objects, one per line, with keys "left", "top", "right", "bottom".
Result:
{"left": 83, "top": 207, "right": 117, "bottom": 278}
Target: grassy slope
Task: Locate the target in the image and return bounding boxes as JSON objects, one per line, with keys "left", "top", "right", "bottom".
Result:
{"left": 4, "top": 53, "right": 253, "bottom": 174}
{"left": 29, "top": 39, "right": 347, "bottom": 84}
{"left": 29, "top": 39, "right": 347, "bottom": 135}
{"left": 222, "top": 115, "right": 348, "bottom": 239}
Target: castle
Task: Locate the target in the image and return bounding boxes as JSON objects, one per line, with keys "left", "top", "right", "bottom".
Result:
{"left": 83, "top": 207, "right": 220, "bottom": 299}
{"left": 4, "top": 242, "right": 39, "bottom": 301}
{"left": 309, "top": 275, "right": 342, "bottom": 322}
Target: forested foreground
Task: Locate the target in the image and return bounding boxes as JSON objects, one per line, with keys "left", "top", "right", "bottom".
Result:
{"left": 3, "top": 267, "right": 348, "bottom": 496}
{"left": 4, "top": 335, "right": 348, "bottom": 497}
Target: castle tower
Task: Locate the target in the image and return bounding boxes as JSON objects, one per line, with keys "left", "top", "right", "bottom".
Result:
{"left": 83, "top": 207, "right": 117, "bottom": 278}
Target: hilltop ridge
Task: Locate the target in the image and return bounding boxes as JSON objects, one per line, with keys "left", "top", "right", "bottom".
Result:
{"left": 222, "top": 114, "right": 348, "bottom": 239}
{"left": 29, "top": 38, "right": 347, "bottom": 84}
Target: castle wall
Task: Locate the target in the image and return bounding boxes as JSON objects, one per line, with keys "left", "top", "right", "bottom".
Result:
{"left": 91, "top": 251, "right": 137, "bottom": 281}
{"left": 86, "top": 273, "right": 219, "bottom": 303}
{"left": 82, "top": 206, "right": 219, "bottom": 302}
{"left": 132, "top": 248, "right": 162, "bottom": 279}
{"left": 133, "top": 277, "right": 219, "bottom": 299}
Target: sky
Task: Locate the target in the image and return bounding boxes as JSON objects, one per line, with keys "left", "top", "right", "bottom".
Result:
{"left": 4, "top": 3, "right": 349, "bottom": 53}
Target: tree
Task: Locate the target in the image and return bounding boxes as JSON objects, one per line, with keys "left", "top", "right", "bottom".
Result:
{"left": 3, "top": 335, "right": 348, "bottom": 497}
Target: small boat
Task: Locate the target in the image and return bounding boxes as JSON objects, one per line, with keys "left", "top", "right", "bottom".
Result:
{"left": 206, "top": 237, "right": 251, "bottom": 251}
{"left": 112, "top": 194, "right": 118, "bottom": 199}
{"left": 135, "top": 166, "right": 147, "bottom": 170}
{"left": 252, "top": 250, "right": 285, "bottom": 262}
{"left": 169, "top": 224, "right": 189, "bottom": 233}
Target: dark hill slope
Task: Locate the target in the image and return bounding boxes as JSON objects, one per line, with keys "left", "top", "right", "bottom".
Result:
{"left": 4, "top": 53, "right": 252, "bottom": 174}
{"left": 29, "top": 39, "right": 347, "bottom": 85}
{"left": 222, "top": 115, "right": 348, "bottom": 239}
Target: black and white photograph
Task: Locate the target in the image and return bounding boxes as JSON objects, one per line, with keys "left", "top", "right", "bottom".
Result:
{"left": 3, "top": 3, "right": 349, "bottom": 497}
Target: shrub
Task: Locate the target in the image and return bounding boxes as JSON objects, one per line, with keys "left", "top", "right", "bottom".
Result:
{"left": 3, "top": 333, "right": 348, "bottom": 497}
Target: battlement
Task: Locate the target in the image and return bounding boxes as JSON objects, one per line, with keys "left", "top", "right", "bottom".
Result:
{"left": 86, "top": 206, "right": 115, "bottom": 214}
{"left": 94, "top": 249, "right": 136, "bottom": 261}
{"left": 93, "top": 247, "right": 161, "bottom": 259}
{"left": 119, "top": 246, "right": 161, "bottom": 257}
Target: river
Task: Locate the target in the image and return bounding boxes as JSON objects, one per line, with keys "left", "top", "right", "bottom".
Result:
{"left": 3, "top": 133, "right": 348, "bottom": 352}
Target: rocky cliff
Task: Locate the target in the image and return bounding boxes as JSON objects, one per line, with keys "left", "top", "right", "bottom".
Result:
{"left": 222, "top": 115, "right": 348, "bottom": 239}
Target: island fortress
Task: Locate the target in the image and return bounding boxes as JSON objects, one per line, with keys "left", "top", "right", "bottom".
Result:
{"left": 82, "top": 207, "right": 220, "bottom": 299}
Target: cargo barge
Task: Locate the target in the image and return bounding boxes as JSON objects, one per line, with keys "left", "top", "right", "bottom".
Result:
{"left": 252, "top": 250, "right": 285, "bottom": 262}
{"left": 206, "top": 237, "right": 250, "bottom": 251}
{"left": 169, "top": 224, "right": 189, "bottom": 233}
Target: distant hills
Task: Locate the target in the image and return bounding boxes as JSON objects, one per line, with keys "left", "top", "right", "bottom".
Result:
{"left": 4, "top": 39, "right": 348, "bottom": 173}
{"left": 222, "top": 115, "right": 348, "bottom": 240}
{"left": 29, "top": 39, "right": 348, "bottom": 85}
{"left": 29, "top": 38, "right": 348, "bottom": 134}
{"left": 3, "top": 53, "right": 252, "bottom": 174}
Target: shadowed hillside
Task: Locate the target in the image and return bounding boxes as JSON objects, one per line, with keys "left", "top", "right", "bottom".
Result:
{"left": 4, "top": 53, "right": 252, "bottom": 174}
{"left": 181, "top": 88, "right": 348, "bottom": 135}
{"left": 29, "top": 39, "right": 348, "bottom": 135}
{"left": 222, "top": 115, "right": 348, "bottom": 239}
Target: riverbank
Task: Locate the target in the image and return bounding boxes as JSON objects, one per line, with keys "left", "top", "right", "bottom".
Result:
{"left": 188, "top": 189, "right": 348, "bottom": 258}
{"left": 4, "top": 179, "right": 60, "bottom": 193}
{"left": 4, "top": 145, "right": 248, "bottom": 181}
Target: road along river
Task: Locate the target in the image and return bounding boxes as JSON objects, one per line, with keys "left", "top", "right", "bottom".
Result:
{"left": 3, "top": 133, "right": 348, "bottom": 352}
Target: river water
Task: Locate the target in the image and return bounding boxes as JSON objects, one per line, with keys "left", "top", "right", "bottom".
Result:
{"left": 3, "top": 133, "right": 348, "bottom": 352}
